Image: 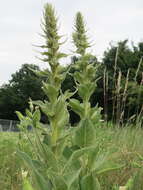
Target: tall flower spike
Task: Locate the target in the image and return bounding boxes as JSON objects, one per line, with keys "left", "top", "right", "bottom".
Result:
{"left": 41, "top": 3, "right": 66, "bottom": 70}
{"left": 40, "top": 3, "right": 67, "bottom": 90}
{"left": 72, "top": 12, "right": 90, "bottom": 56}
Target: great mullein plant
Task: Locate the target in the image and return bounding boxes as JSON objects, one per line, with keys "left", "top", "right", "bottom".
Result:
{"left": 70, "top": 12, "right": 103, "bottom": 131}
{"left": 16, "top": 4, "right": 123, "bottom": 190}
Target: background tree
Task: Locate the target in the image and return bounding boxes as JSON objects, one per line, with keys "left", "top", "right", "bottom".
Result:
{"left": 101, "top": 40, "right": 143, "bottom": 122}
{"left": 103, "top": 40, "right": 143, "bottom": 81}
{"left": 0, "top": 64, "right": 44, "bottom": 120}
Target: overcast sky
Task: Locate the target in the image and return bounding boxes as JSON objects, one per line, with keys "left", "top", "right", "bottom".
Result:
{"left": 0, "top": 0, "right": 143, "bottom": 85}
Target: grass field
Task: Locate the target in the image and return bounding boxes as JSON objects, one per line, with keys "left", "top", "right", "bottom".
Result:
{"left": 0, "top": 127, "right": 143, "bottom": 190}
{"left": 0, "top": 132, "right": 33, "bottom": 190}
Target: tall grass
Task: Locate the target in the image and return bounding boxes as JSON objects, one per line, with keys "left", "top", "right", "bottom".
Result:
{"left": 1, "top": 127, "right": 143, "bottom": 189}
{"left": 103, "top": 48, "right": 143, "bottom": 127}
{"left": 0, "top": 132, "right": 33, "bottom": 190}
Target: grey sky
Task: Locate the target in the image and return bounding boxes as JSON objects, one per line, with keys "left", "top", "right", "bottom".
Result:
{"left": 0, "top": 0, "right": 143, "bottom": 85}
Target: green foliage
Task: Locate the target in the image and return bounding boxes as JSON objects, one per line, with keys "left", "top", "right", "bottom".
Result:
{"left": 13, "top": 3, "right": 143, "bottom": 190}
{"left": 74, "top": 119, "right": 96, "bottom": 147}
{"left": 98, "top": 40, "right": 143, "bottom": 122}
{"left": 14, "top": 4, "right": 123, "bottom": 190}
{"left": 70, "top": 12, "right": 102, "bottom": 125}
{"left": 0, "top": 132, "right": 33, "bottom": 190}
{"left": 0, "top": 64, "right": 44, "bottom": 120}
{"left": 80, "top": 174, "right": 101, "bottom": 190}
{"left": 1, "top": 126, "right": 143, "bottom": 189}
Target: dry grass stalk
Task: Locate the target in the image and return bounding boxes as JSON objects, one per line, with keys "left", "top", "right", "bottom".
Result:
{"left": 134, "top": 57, "right": 143, "bottom": 82}
{"left": 120, "top": 69, "right": 130, "bottom": 124}
{"left": 112, "top": 46, "right": 119, "bottom": 120}
{"left": 103, "top": 68, "right": 108, "bottom": 121}
{"left": 116, "top": 71, "right": 122, "bottom": 126}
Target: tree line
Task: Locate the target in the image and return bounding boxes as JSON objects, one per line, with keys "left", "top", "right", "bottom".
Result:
{"left": 0, "top": 40, "right": 143, "bottom": 124}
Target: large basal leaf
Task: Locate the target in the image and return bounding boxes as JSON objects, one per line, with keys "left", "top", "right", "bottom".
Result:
{"left": 34, "top": 141, "right": 59, "bottom": 171}
{"left": 74, "top": 119, "right": 96, "bottom": 148}
{"left": 63, "top": 168, "right": 81, "bottom": 190}
{"left": 63, "top": 146, "right": 97, "bottom": 172}
{"left": 63, "top": 146, "right": 74, "bottom": 160}
{"left": 80, "top": 174, "right": 101, "bottom": 190}
{"left": 63, "top": 145, "right": 81, "bottom": 171}
{"left": 17, "top": 151, "right": 52, "bottom": 190}
{"left": 50, "top": 175, "right": 67, "bottom": 190}
{"left": 87, "top": 146, "right": 99, "bottom": 170}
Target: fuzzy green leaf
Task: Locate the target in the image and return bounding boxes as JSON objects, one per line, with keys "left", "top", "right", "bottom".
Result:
{"left": 81, "top": 174, "right": 101, "bottom": 190}
{"left": 78, "top": 83, "right": 95, "bottom": 101}
{"left": 42, "top": 83, "right": 59, "bottom": 102}
{"left": 69, "top": 99, "right": 84, "bottom": 118}
{"left": 16, "top": 111, "right": 24, "bottom": 121}
{"left": 74, "top": 119, "right": 96, "bottom": 147}
{"left": 64, "top": 169, "right": 81, "bottom": 189}
{"left": 63, "top": 146, "right": 97, "bottom": 171}
{"left": 17, "top": 151, "right": 51, "bottom": 190}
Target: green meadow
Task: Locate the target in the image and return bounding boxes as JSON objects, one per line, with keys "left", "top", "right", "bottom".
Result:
{"left": 0, "top": 127, "right": 143, "bottom": 189}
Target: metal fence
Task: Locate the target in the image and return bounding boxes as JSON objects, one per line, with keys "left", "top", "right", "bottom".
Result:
{"left": 0, "top": 119, "right": 20, "bottom": 132}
